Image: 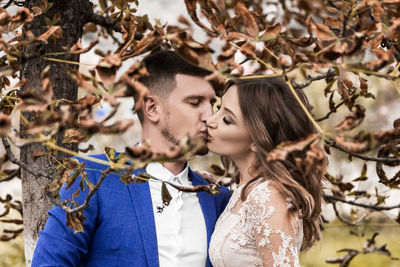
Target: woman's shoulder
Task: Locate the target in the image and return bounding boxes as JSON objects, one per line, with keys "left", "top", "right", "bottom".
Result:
{"left": 245, "top": 179, "right": 290, "bottom": 209}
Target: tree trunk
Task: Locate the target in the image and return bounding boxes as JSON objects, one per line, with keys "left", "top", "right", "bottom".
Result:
{"left": 20, "top": 0, "right": 89, "bottom": 264}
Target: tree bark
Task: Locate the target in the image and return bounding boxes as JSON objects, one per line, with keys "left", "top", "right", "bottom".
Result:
{"left": 20, "top": 0, "right": 90, "bottom": 264}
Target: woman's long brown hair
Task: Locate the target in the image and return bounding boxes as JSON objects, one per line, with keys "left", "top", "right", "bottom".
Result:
{"left": 224, "top": 77, "right": 325, "bottom": 251}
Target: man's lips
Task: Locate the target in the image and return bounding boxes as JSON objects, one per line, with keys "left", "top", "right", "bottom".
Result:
{"left": 203, "top": 130, "right": 213, "bottom": 142}
{"left": 199, "top": 130, "right": 212, "bottom": 141}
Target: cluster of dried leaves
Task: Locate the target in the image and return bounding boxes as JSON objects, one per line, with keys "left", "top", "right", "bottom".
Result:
{"left": 0, "top": 194, "right": 22, "bottom": 241}
{"left": 0, "top": 0, "right": 399, "bottom": 265}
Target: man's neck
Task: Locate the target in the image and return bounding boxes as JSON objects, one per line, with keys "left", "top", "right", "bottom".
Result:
{"left": 141, "top": 129, "right": 187, "bottom": 175}
{"left": 163, "top": 161, "right": 187, "bottom": 176}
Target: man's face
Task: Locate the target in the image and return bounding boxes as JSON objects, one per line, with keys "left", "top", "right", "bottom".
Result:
{"left": 159, "top": 74, "right": 216, "bottom": 155}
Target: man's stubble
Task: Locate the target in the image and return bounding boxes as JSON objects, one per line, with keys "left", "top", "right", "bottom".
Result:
{"left": 160, "top": 112, "right": 209, "bottom": 156}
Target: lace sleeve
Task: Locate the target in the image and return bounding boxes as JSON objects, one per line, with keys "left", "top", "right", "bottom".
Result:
{"left": 245, "top": 181, "right": 300, "bottom": 267}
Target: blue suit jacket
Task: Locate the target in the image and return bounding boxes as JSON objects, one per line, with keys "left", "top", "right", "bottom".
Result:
{"left": 32, "top": 154, "right": 230, "bottom": 267}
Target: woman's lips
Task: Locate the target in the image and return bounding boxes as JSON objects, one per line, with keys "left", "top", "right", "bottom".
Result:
{"left": 205, "top": 131, "right": 213, "bottom": 142}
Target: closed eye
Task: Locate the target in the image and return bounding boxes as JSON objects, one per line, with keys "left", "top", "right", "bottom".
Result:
{"left": 223, "top": 117, "right": 232, "bottom": 125}
{"left": 188, "top": 100, "right": 200, "bottom": 106}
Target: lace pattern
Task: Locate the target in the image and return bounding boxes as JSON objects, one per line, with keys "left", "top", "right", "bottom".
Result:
{"left": 209, "top": 180, "right": 302, "bottom": 267}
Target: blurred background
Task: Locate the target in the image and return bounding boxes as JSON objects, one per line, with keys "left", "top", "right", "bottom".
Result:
{"left": 1, "top": 0, "right": 400, "bottom": 266}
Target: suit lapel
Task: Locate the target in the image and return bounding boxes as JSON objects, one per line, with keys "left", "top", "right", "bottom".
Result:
{"left": 128, "top": 171, "right": 159, "bottom": 267}
{"left": 189, "top": 169, "right": 216, "bottom": 247}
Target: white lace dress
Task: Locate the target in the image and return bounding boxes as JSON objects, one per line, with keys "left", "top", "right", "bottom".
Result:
{"left": 209, "top": 180, "right": 303, "bottom": 267}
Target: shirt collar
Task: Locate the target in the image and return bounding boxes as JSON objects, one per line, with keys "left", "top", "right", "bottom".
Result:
{"left": 146, "top": 162, "right": 190, "bottom": 185}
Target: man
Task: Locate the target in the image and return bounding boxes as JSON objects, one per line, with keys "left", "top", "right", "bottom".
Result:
{"left": 32, "top": 50, "right": 231, "bottom": 266}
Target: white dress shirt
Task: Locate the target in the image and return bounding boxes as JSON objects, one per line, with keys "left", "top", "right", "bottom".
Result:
{"left": 146, "top": 162, "right": 208, "bottom": 267}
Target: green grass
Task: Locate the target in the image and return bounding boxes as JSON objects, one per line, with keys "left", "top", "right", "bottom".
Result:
{"left": 0, "top": 234, "right": 24, "bottom": 267}
{"left": 300, "top": 218, "right": 400, "bottom": 267}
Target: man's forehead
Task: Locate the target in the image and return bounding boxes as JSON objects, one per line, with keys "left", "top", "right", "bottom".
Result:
{"left": 174, "top": 74, "right": 216, "bottom": 97}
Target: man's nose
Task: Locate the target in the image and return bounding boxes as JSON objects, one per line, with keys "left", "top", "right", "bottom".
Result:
{"left": 201, "top": 104, "right": 214, "bottom": 122}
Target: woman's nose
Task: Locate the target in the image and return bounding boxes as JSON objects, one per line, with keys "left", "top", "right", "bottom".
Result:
{"left": 206, "top": 116, "right": 217, "bottom": 129}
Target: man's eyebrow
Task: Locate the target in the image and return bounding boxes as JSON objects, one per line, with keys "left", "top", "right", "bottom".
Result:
{"left": 223, "top": 107, "right": 237, "bottom": 119}
{"left": 183, "top": 96, "right": 203, "bottom": 101}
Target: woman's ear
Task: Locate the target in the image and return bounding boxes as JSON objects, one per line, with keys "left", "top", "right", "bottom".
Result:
{"left": 250, "top": 143, "right": 257, "bottom": 153}
{"left": 143, "top": 96, "right": 160, "bottom": 123}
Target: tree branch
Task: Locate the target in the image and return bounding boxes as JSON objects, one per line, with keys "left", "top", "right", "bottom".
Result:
{"left": 141, "top": 173, "right": 221, "bottom": 195}
{"left": 324, "top": 193, "right": 400, "bottom": 211}
{"left": 85, "top": 12, "right": 143, "bottom": 40}
{"left": 331, "top": 201, "right": 368, "bottom": 226}
{"left": 1, "top": 137, "right": 52, "bottom": 179}
{"left": 291, "top": 68, "right": 335, "bottom": 90}
{"left": 325, "top": 139, "right": 400, "bottom": 164}
{"left": 86, "top": 12, "right": 122, "bottom": 32}
{"left": 316, "top": 100, "right": 345, "bottom": 122}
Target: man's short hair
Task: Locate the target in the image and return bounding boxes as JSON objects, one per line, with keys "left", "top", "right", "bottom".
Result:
{"left": 135, "top": 50, "right": 212, "bottom": 124}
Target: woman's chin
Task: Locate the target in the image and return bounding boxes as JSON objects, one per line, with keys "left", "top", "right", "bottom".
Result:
{"left": 206, "top": 142, "right": 219, "bottom": 154}
{"left": 206, "top": 142, "right": 215, "bottom": 153}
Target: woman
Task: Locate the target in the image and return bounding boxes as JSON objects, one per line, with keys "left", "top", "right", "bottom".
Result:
{"left": 207, "top": 77, "right": 325, "bottom": 267}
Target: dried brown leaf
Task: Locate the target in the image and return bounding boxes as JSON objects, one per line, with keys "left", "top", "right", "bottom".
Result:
{"left": 0, "top": 114, "right": 11, "bottom": 136}
{"left": 239, "top": 41, "right": 256, "bottom": 58}
{"left": 184, "top": 0, "right": 217, "bottom": 36}
{"left": 267, "top": 133, "right": 319, "bottom": 162}
{"left": 306, "top": 16, "right": 336, "bottom": 41}
{"left": 64, "top": 129, "right": 87, "bottom": 143}
{"left": 36, "top": 26, "right": 62, "bottom": 43}
{"left": 31, "top": 6, "right": 42, "bottom": 16}
{"left": 161, "top": 182, "right": 172, "bottom": 206}
{"left": 96, "top": 54, "right": 122, "bottom": 85}
{"left": 226, "top": 31, "right": 250, "bottom": 41}
{"left": 335, "top": 105, "right": 366, "bottom": 132}
{"left": 66, "top": 212, "right": 86, "bottom": 234}
{"left": 235, "top": 1, "right": 258, "bottom": 37}
{"left": 70, "top": 39, "right": 99, "bottom": 54}
{"left": 334, "top": 135, "right": 369, "bottom": 153}
{"left": 371, "top": 1, "right": 383, "bottom": 22}
{"left": 33, "top": 150, "right": 47, "bottom": 160}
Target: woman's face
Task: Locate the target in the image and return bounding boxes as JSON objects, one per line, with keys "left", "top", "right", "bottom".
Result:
{"left": 206, "top": 85, "right": 253, "bottom": 158}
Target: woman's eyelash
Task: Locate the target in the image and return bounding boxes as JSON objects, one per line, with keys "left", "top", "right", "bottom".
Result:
{"left": 223, "top": 117, "right": 232, "bottom": 125}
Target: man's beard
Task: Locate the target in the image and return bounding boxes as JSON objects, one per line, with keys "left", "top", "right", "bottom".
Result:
{"left": 161, "top": 128, "right": 209, "bottom": 156}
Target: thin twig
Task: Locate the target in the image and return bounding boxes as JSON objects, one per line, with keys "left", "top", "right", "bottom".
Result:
{"left": 47, "top": 168, "right": 112, "bottom": 214}
{"left": 0, "top": 168, "right": 20, "bottom": 183}
{"left": 327, "top": 0, "right": 340, "bottom": 10}
{"left": 331, "top": 201, "right": 357, "bottom": 226}
{"left": 341, "top": 8, "right": 352, "bottom": 38}
{"left": 325, "top": 139, "right": 400, "bottom": 164}
{"left": 136, "top": 173, "right": 221, "bottom": 195}
{"left": 2, "top": 0, "right": 13, "bottom": 8}
{"left": 291, "top": 68, "right": 336, "bottom": 90}
{"left": 316, "top": 100, "right": 345, "bottom": 122}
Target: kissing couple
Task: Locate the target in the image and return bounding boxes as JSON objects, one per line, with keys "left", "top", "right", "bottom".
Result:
{"left": 33, "top": 50, "right": 324, "bottom": 267}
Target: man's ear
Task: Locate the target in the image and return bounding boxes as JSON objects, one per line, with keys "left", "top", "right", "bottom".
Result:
{"left": 143, "top": 96, "right": 161, "bottom": 123}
